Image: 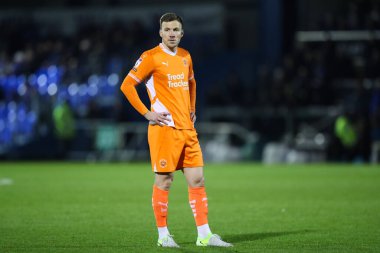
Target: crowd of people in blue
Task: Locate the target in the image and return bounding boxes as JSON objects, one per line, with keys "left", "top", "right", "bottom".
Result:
{"left": 0, "top": 19, "right": 149, "bottom": 153}
{"left": 0, "top": 0, "right": 379, "bottom": 161}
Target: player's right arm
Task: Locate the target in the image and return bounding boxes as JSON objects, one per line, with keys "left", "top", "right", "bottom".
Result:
{"left": 120, "top": 53, "right": 170, "bottom": 126}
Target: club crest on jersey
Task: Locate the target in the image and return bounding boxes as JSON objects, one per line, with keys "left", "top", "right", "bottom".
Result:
{"left": 159, "top": 159, "right": 167, "bottom": 168}
{"left": 183, "top": 59, "right": 188, "bottom": 66}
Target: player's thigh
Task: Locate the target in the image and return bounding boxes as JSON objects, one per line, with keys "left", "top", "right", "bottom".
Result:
{"left": 148, "top": 124, "right": 166, "bottom": 158}
{"left": 148, "top": 125, "right": 184, "bottom": 172}
{"left": 181, "top": 129, "right": 204, "bottom": 168}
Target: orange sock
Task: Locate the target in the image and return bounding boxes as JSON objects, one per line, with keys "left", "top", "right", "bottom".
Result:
{"left": 188, "top": 186, "right": 208, "bottom": 226}
{"left": 152, "top": 185, "right": 169, "bottom": 227}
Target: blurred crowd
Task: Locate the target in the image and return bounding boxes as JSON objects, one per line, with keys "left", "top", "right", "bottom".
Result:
{"left": 206, "top": 0, "right": 380, "bottom": 108}
{"left": 0, "top": 16, "right": 221, "bottom": 153}
{"left": 313, "top": 0, "right": 380, "bottom": 31}
{"left": 0, "top": 18, "right": 153, "bottom": 150}
{"left": 204, "top": 0, "right": 380, "bottom": 162}
{"left": 0, "top": 0, "right": 379, "bottom": 162}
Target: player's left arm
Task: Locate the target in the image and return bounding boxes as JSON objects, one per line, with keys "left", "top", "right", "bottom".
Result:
{"left": 189, "top": 78, "right": 196, "bottom": 122}
{"left": 188, "top": 55, "right": 196, "bottom": 122}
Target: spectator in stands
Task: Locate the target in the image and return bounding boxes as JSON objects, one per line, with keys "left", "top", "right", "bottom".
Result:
{"left": 52, "top": 98, "right": 75, "bottom": 159}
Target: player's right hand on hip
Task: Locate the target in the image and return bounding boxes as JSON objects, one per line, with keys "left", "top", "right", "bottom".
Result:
{"left": 144, "top": 111, "right": 171, "bottom": 126}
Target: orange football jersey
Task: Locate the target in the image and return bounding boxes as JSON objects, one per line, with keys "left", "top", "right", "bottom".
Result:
{"left": 122, "top": 43, "right": 196, "bottom": 129}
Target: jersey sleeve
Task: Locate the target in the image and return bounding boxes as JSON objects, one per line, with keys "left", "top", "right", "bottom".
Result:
{"left": 188, "top": 55, "right": 196, "bottom": 112}
{"left": 120, "top": 52, "right": 154, "bottom": 116}
{"left": 188, "top": 55, "right": 195, "bottom": 81}
{"left": 128, "top": 52, "right": 154, "bottom": 83}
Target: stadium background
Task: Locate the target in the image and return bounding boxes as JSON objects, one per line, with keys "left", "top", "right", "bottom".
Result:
{"left": 1, "top": 1, "right": 380, "bottom": 252}
{"left": 0, "top": 0, "right": 379, "bottom": 163}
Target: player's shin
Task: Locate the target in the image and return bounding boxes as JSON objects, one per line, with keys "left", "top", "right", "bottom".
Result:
{"left": 152, "top": 185, "right": 169, "bottom": 237}
{"left": 188, "top": 186, "right": 212, "bottom": 238}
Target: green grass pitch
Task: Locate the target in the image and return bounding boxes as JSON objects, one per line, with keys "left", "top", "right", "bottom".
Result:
{"left": 0, "top": 162, "right": 379, "bottom": 253}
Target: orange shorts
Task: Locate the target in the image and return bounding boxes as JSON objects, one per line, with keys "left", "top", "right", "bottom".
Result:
{"left": 148, "top": 125, "right": 204, "bottom": 173}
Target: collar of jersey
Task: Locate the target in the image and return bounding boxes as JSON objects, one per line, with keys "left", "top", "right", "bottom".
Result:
{"left": 159, "top": 43, "right": 177, "bottom": 56}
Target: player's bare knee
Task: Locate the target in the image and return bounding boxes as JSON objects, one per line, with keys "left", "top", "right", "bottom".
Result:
{"left": 155, "top": 173, "right": 174, "bottom": 190}
{"left": 155, "top": 180, "right": 172, "bottom": 190}
{"left": 190, "top": 176, "right": 204, "bottom": 187}
{"left": 163, "top": 178, "right": 173, "bottom": 190}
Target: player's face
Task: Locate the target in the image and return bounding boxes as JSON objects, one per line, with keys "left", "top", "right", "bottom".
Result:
{"left": 160, "top": 20, "right": 183, "bottom": 52}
